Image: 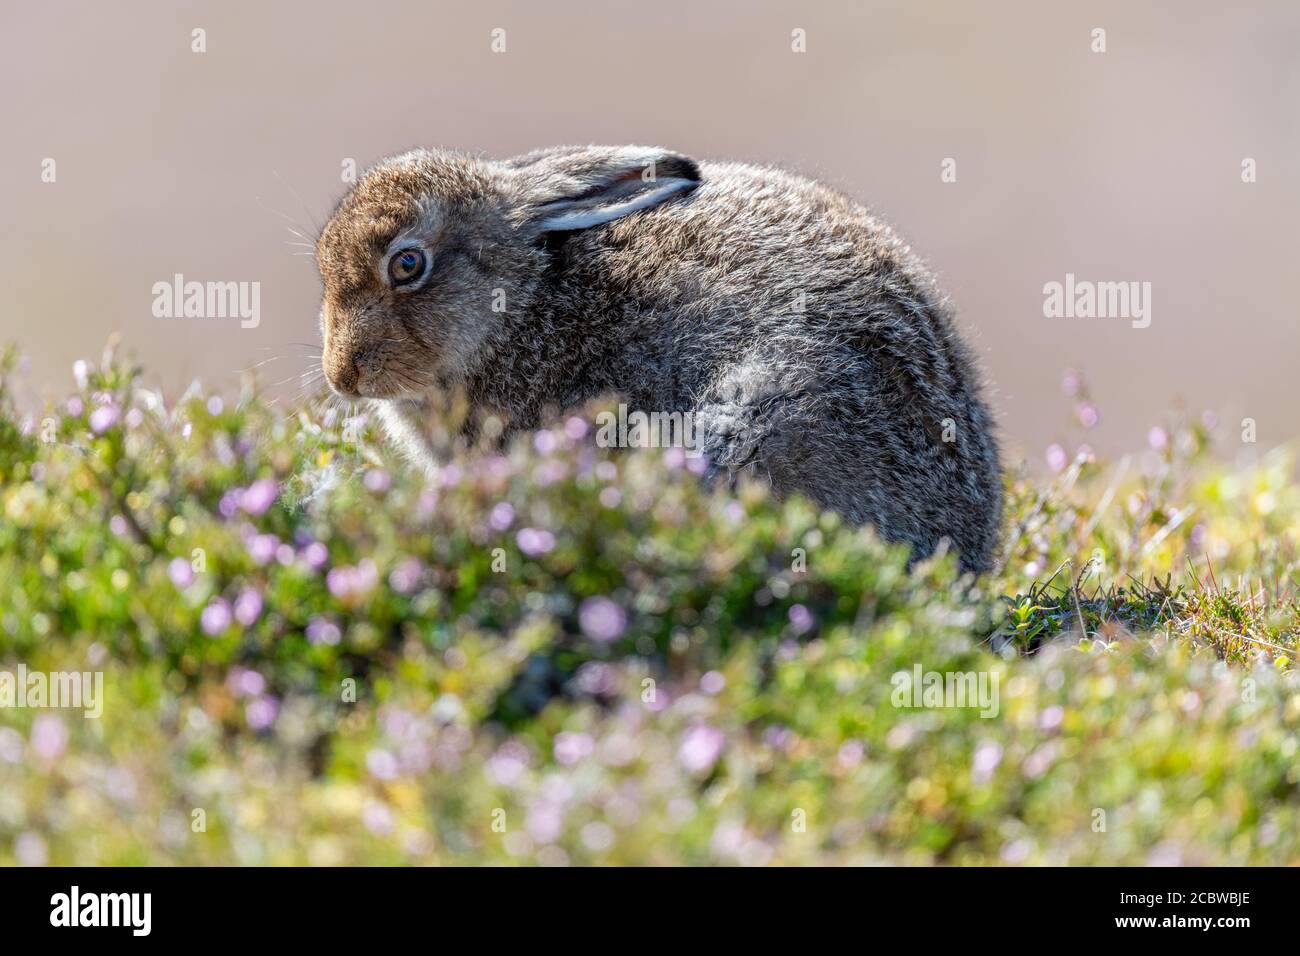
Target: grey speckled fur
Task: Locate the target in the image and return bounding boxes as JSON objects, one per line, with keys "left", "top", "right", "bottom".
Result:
{"left": 315, "top": 145, "right": 1002, "bottom": 572}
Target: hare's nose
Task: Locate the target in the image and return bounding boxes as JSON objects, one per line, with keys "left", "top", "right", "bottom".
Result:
{"left": 324, "top": 348, "right": 363, "bottom": 396}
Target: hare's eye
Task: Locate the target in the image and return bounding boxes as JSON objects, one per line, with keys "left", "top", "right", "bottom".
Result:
{"left": 388, "top": 248, "right": 427, "bottom": 287}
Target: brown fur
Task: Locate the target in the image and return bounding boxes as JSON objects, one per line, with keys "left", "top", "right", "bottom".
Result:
{"left": 316, "top": 145, "right": 1002, "bottom": 571}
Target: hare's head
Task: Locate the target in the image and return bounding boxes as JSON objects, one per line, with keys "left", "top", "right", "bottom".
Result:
{"left": 315, "top": 145, "right": 700, "bottom": 399}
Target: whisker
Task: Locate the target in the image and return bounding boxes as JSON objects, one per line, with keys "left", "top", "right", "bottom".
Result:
{"left": 240, "top": 356, "right": 282, "bottom": 372}
{"left": 272, "top": 169, "right": 323, "bottom": 236}
{"left": 256, "top": 196, "right": 317, "bottom": 241}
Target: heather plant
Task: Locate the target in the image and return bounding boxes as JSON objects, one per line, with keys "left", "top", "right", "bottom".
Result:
{"left": 0, "top": 343, "right": 1296, "bottom": 865}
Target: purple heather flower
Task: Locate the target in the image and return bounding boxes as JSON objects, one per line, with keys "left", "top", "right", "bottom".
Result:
{"left": 1148, "top": 426, "right": 1168, "bottom": 450}
{"left": 89, "top": 404, "right": 119, "bottom": 434}
{"left": 578, "top": 597, "right": 627, "bottom": 643}
{"left": 533, "top": 430, "right": 558, "bottom": 455}
{"left": 535, "top": 460, "right": 567, "bottom": 486}
{"left": 699, "top": 671, "right": 726, "bottom": 695}
{"left": 366, "top": 748, "right": 400, "bottom": 781}
{"left": 66, "top": 396, "right": 84, "bottom": 416}
{"left": 1077, "top": 403, "right": 1100, "bottom": 429}
{"left": 363, "top": 469, "right": 392, "bottom": 493}
{"left": 125, "top": 407, "right": 144, "bottom": 428}
{"left": 971, "top": 741, "right": 1004, "bottom": 784}
{"left": 247, "top": 533, "right": 279, "bottom": 566}
{"left": 362, "top": 802, "right": 395, "bottom": 836}
{"left": 417, "top": 489, "right": 438, "bottom": 517}
{"left": 516, "top": 527, "right": 556, "bottom": 557}
{"left": 0, "top": 728, "right": 22, "bottom": 763}
{"left": 575, "top": 661, "right": 621, "bottom": 697}
{"left": 1061, "top": 369, "right": 1082, "bottom": 397}
{"left": 239, "top": 478, "right": 279, "bottom": 516}
{"left": 526, "top": 801, "right": 565, "bottom": 844}
{"left": 678, "top": 725, "right": 725, "bottom": 774}
{"left": 685, "top": 454, "right": 709, "bottom": 476}
{"left": 275, "top": 543, "right": 295, "bottom": 566}
{"left": 564, "top": 416, "right": 588, "bottom": 441}
{"left": 301, "top": 541, "right": 329, "bottom": 570}
{"left": 439, "top": 464, "right": 462, "bottom": 488}
{"left": 389, "top": 557, "right": 423, "bottom": 594}
{"left": 837, "top": 739, "right": 866, "bottom": 769}
{"left": 245, "top": 696, "right": 278, "bottom": 731}
{"left": 788, "top": 603, "right": 814, "bottom": 635}
{"left": 1045, "top": 443, "right": 1068, "bottom": 474}
{"left": 305, "top": 616, "right": 342, "bottom": 646}
{"left": 326, "top": 559, "right": 378, "bottom": 602}
{"left": 487, "top": 742, "right": 530, "bottom": 786}
{"left": 14, "top": 832, "right": 47, "bottom": 867}
{"left": 553, "top": 732, "right": 595, "bottom": 766}
{"left": 216, "top": 491, "right": 239, "bottom": 519}
{"left": 30, "top": 714, "right": 68, "bottom": 762}
{"left": 227, "top": 666, "right": 267, "bottom": 698}
{"left": 762, "top": 724, "right": 793, "bottom": 750}
{"left": 201, "top": 598, "right": 232, "bottom": 636}
{"left": 233, "top": 588, "right": 263, "bottom": 626}
{"left": 214, "top": 438, "right": 235, "bottom": 468}
{"left": 206, "top": 395, "right": 224, "bottom": 415}
{"left": 168, "top": 557, "right": 195, "bottom": 588}
{"left": 1001, "top": 839, "right": 1034, "bottom": 864}
{"left": 663, "top": 447, "right": 685, "bottom": 470}
{"left": 489, "top": 502, "right": 516, "bottom": 531}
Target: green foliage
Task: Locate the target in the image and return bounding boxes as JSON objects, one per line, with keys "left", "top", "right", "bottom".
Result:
{"left": 0, "top": 346, "right": 1297, "bottom": 864}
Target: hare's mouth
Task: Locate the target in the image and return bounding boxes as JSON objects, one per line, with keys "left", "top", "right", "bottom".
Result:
{"left": 355, "top": 367, "right": 432, "bottom": 402}
{"left": 354, "top": 377, "right": 402, "bottom": 400}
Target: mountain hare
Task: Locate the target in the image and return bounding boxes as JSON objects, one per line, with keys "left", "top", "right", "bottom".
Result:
{"left": 315, "top": 145, "right": 1002, "bottom": 571}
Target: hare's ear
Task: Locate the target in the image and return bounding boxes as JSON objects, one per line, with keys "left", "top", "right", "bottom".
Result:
{"left": 519, "top": 146, "right": 700, "bottom": 233}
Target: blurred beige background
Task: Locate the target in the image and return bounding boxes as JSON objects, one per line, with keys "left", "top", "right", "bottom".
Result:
{"left": 2, "top": 0, "right": 1297, "bottom": 460}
